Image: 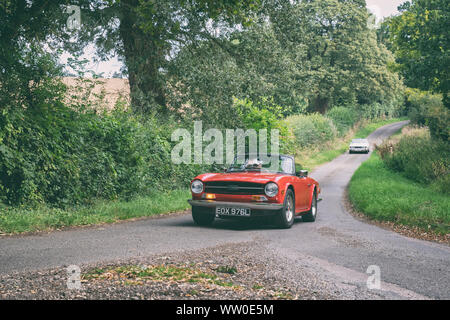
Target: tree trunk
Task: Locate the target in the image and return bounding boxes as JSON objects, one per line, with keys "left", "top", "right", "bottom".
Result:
{"left": 310, "top": 96, "right": 329, "bottom": 114}
{"left": 119, "top": 0, "right": 167, "bottom": 115}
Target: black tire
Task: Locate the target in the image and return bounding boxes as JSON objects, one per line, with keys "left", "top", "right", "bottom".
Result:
{"left": 302, "top": 191, "right": 317, "bottom": 222}
{"left": 276, "top": 189, "right": 295, "bottom": 229}
{"left": 192, "top": 206, "right": 215, "bottom": 226}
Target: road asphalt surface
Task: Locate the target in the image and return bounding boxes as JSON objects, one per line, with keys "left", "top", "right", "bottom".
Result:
{"left": 1, "top": 120, "right": 449, "bottom": 299}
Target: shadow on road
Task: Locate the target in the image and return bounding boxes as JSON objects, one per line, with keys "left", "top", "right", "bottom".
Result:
{"left": 162, "top": 215, "right": 307, "bottom": 231}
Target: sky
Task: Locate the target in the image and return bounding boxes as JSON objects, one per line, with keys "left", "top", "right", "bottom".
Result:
{"left": 366, "top": 0, "right": 406, "bottom": 20}
{"left": 69, "top": 0, "right": 408, "bottom": 78}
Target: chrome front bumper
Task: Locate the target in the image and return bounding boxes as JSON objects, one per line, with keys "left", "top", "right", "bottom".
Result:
{"left": 188, "top": 200, "right": 284, "bottom": 211}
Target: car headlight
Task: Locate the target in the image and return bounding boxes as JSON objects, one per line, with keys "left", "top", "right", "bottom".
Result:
{"left": 264, "top": 182, "right": 279, "bottom": 197}
{"left": 191, "top": 180, "right": 204, "bottom": 194}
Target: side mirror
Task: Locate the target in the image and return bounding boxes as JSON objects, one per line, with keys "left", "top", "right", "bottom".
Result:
{"left": 297, "top": 170, "right": 308, "bottom": 178}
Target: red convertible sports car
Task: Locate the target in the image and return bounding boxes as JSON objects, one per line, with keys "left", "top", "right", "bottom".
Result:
{"left": 188, "top": 154, "right": 321, "bottom": 228}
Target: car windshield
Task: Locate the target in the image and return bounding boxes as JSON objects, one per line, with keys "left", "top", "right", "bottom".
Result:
{"left": 227, "top": 154, "right": 295, "bottom": 174}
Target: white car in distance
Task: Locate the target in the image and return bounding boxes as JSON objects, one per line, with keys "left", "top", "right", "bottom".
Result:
{"left": 349, "top": 139, "right": 370, "bottom": 154}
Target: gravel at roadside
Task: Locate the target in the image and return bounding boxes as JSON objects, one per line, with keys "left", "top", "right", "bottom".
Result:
{"left": 0, "top": 241, "right": 381, "bottom": 300}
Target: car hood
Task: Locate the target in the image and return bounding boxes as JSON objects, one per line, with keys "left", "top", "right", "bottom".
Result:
{"left": 195, "top": 172, "right": 286, "bottom": 184}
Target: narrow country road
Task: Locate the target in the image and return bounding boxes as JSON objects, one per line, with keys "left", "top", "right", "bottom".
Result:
{"left": 1, "top": 121, "right": 449, "bottom": 299}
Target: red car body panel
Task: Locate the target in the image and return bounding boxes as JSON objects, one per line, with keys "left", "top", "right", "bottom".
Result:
{"left": 191, "top": 171, "right": 320, "bottom": 215}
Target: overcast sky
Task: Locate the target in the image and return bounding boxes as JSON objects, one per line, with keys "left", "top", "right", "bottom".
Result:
{"left": 69, "top": 0, "right": 408, "bottom": 78}
{"left": 366, "top": 0, "right": 406, "bottom": 19}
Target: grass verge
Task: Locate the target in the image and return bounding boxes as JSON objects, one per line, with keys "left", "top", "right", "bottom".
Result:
{"left": 81, "top": 262, "right": 294, "bottom": 298}
{"left": 0, "top": 189, "right": 191, "bottom": 234}
{"left": 298, "top": 117, "right": 407, "bottom": 171}
{"left": 83, "top": 264, "right": 238, "bottom": 289}
{"left": 348, "top": 152, "right": 450, "bottom": 236}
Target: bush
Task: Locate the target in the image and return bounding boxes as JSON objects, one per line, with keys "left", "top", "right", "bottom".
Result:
{"left": 284, "top": 113, "right": 337, "bottom": 149}
{"left": 381, "top": 134, "right": 450, "bottom": 194}
{"left": 423, "top": 105, "right": 449, "bottom": 142}
{"left": 405, "top": 88, "right": 442, "bottom": 124}
{"left": 430, "top": 173, "right": 450, "bottom": 195}
{"left": 233, "top": 97, "right": 286, "bottom": 132}
{"left": 326, "top": 106, "right": 359, "bottom": 135}
{"left": 406, "top": 88, "right": 449, "bottom": 141}
{"left": 358, "top": 102, "right": 393, "bottom": 120}
{"left": 0, "top": 40, "right": 207, "bottom": 209}
{"left": 0, "top": 100, "right": 209, "bottom": 207}
{"left": 233, "top": 98, "right": 293, "bottom": 154}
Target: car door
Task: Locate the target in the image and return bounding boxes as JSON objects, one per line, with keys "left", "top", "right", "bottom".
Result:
{"left": 291, "top": 176, "right": 310, "bottom": 212}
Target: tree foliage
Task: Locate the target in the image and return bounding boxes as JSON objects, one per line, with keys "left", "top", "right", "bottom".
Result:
{"left": 0, "top": 1, "right": 219, "bottom": 206}
{"left": 1, "top": 0, "right": 404, "bottom": 121}
{"left": 167, "top": 0, "right": 404, "bottom": 126}
{"left": 53, "top": 0, "right": 261, "bottom": 115}
{"left": 405, "top": 89, "right": 449, "bottom": 141}
{"left": 380, "top": 0, "right": 450, "bottom": 108}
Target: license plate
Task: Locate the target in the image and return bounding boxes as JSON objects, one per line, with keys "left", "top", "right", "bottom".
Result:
{"left": 216, "top": 207, "right": 251, "bottom": 217}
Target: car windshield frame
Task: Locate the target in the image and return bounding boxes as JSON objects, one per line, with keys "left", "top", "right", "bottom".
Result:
{"left": 227, "top": 154, "right": 295, "bottom": 175}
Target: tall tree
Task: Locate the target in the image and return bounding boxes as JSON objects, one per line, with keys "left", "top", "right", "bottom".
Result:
{"left": 269, "top": 0, "right": 403, "bottom": 113}
{"left": 1, "top": 0, "right": 260, "bottom": 115}
{"left": 168, "top": 0, "right": 404, "bottom": 121}
{"left": 60, "top": 0, "right": 260, "bottom": 115}
{"left": 0, "top": 0, "right": 74, "bottom": 107}
{"left": 382, "top": 0, "right": 450, "bottom": 108}
{"left": 167, "top": 20, "right": 303, "bottom": 127}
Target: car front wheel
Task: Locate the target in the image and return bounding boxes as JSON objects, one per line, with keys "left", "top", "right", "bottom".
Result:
{"left": 276, "top": 189, "right": 295, "bottom": 229}
{"left": 302, "top": 191, "right": 317, "bottom": 222}
{"left": 192, "top": 206, "right": 215, "bottom": 226}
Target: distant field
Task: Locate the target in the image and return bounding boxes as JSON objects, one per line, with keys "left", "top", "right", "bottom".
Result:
{"left": 62, "top": 77, "right": 130, "bottom": 110}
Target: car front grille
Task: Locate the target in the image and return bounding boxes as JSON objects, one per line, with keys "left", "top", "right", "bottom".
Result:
{"left": 204, "top": 181, "right": 265, "bottom": 195}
